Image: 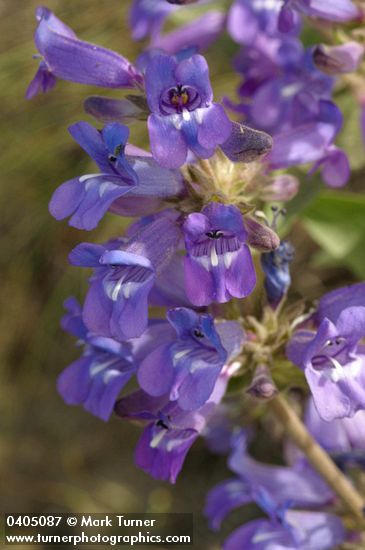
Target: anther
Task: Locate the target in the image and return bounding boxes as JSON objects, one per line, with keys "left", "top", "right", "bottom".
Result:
{"left": 206, "top": 230, "right": 223, "bottom": 239}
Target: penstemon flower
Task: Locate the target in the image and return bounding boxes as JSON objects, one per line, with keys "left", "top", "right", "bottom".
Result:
{"left": 28, "top": 1, "right": 365, "bottom": 547}
{"left": 287, "top": 299, "right": 365, "bottom": 421}
{"left": 145, "top": 53, "right": 232, "bottom": 168}
{"left": 137, "top": 308, "right": 239, "bottom": 410}
{"left": 27, "top": 7, "right": 142, "bottom": 99}
{"left": 183, "top": 203, "right": 256, "bottom": 305}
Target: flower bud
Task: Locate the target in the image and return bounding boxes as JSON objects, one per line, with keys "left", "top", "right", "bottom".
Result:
{"left": 245, "top": 216, "right": 280, "bottom": 252}
{"left": 221, "top": 122, "right": 273, "bottom": 163}
{"left": 261, "top": 174, "right": 299, "bottom": 202}
{"left": 247, "top": 365, "right": 278, "bottom": 400}
{"left": 261, "top": 241, "right": 294, "bottom": 309}
{"left": 84, "top": 95, "right": 149, "bottom": 123}
{"left": 313, "top": 42, "right": 364, "bottom": 75}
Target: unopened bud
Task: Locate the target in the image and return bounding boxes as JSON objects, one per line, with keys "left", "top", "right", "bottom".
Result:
{"left": 313, "top": 42, "right": 364, "bottom": 75}
{"left": 261, "top": 241, "right": 294, "bottom": 309}
{"left": 221, "top": 122, "right": 273, "bottom": 163}
{"left": 247, "top": 365, "right": 277, "bottom": 400}
{"left": 261, "top": 174, "right": 299, "bottom": 202}
{"left": 245, "top": 216, "right": 280, "bottom": 252}
{"left": 84, "top": 95, "right": 148, "bottom": 123}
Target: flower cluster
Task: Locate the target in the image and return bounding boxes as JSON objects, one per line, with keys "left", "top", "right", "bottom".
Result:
{"left": 28, "top": 1, "right": 365, "bottom": 548}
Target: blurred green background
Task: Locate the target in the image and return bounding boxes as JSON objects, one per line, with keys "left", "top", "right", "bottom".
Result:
{"left": 1, "top": 1, "right": 365, "bottom": 548}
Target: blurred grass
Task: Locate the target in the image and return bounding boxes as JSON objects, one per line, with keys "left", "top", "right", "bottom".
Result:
{"left": 1, "top": 1, "right": 365, "bottom": 549}
{"left": 0, "top": 2, "right": 252, "bottom": 549}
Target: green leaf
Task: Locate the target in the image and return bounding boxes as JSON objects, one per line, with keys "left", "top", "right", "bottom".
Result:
{"left": 301, "top": 190, "right": 365, "bottom": 277}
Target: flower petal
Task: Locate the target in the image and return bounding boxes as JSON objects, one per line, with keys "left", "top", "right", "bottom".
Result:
{"left": 197, "top": 104, "right": 232, "bottom": 150}
{"left": 138, "top": 344, "right": 175, "bottom": 397}
{"left": 148, "top": 114, "right": 188, "bottom": 168}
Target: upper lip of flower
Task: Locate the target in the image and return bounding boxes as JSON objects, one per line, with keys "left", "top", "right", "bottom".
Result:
{"left": 311, "top": 337, "right": 349, "bottom": 368}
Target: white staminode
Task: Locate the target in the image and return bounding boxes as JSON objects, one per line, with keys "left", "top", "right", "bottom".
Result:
{"left": 79, "top": 173, "right": 100, "bottom": 183}
{"left": 224, "top": 251, "right": 235, "bottom": 269}
{"left": 173, "top": 349, "right": 190, "bottom": 366}
{"left": 328, "top": 356, "right": 362, "bottom": 383}
{"left": 210, "top": 246, "right": 219, "bottom": 267}
{"left": 182, "top": 109, "right": 191, "bottom": 122}
{"left": 194, "top": 108, "right": 204, "bottom": 125}
{"left": 111, "top": 278, "right": 124, "bottom": 301}
{"left": 170, "top": 108, "right": 205, "bottom": 130}
{"left": 281, "top": 83, "right": 302, "bottom": 99}
{"left": 99, "top": 181, "right": 117, "bottom": 197}
{"left": 252, "top": 529, "right": 284, "bottom": 544}
{"left": 80, "top": 174, "right": 119, "bottom": 197}
{"left": 90, "top": 359, "right": 114, "bottom": 377}
{"left": 253, "top": 0, "right": 281, "bottom": 12}
{"left": 122, "top": 281, "right": 134, "bottom": 299}
{"left": 150, "top": 429, "right": 167, "bottom": 449}
{"left": 170, "top": 114, "right": 183, "bottom": 130}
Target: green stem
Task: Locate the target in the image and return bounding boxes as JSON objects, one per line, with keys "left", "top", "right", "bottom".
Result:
{"left": 269, "top": 393, "right": 365, "bottom": 522}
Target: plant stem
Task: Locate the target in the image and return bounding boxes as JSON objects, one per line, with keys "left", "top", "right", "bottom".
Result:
{"left": 269, "top": 393, "right": 365, "bottom": 521}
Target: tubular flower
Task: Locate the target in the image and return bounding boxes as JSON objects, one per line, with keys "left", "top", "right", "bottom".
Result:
{"left": 145, "top": 53, "right": 232, "bottom": 168}
{"left": 183, "top": 203, "right": 256, "bottom": 306}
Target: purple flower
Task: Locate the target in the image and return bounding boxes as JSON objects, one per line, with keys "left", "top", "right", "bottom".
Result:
{"left": 228, "top": 0, "right": 300, "bottom": 45}
{"left": 138, "top": 308, "right": 244, "bottom": 410}
{"left": 287, "top": 306, "right": 365, "bottom": 421}
{"left": 261, "top": 240, "right": 294, "bottom": 308}
{"left": 241, "top": 50, "right": 334, "bottom": 135}
{"left": 27, "top": 7, "right": 141, "bottom": 98}
{"left": 49, "top": 122, "right": 184, "bottom": 230}
{"left": 151, "top": 11, "right": 226, "bottom": 56}
{"left": 183, "top": 203, "right": 256, "bottom": 306}
{"left": 280, "top": 0, "right": 360, "bottom": 33}
{"left": 223, "top": 510, "right": 344, "bottom": 550}
{"left": 69, "top": 216, "right": 181, "bottom": 340}
{"left": 49, "top": 122, "right": 136, "bottom": 230}
{"left": 115, "top": 371, "right": 228, "bottom": 483}
{"left": 206, "top": 432, "right": 342, "bottom": 549}
{"left": 145, "top": 53, "right": 232, "bottom": 168}
{"left": 205, "top": 432, "right": 332, "bottom": 531}
{"left": 267, "top": 100, "right": 350, "bottom": 187}
{"left": 305, "top": 397, "right": 365, "bottom": 468}
{"left": 315, "top": 281, "right": 365, "bottom": 325}
{"left": 129, "top": 0, "right": 177, "bottom": 41}
{"left": 57, "top": 298, "right": 135, "bottom": 421}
